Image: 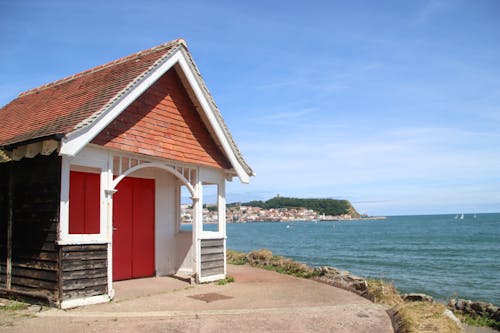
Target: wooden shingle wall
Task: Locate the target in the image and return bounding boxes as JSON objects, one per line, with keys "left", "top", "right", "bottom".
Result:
{"left": 0, "top": 163, "right": 8, "bottom": 287}
{"left": 60, "top": 244, "right": 108, "bottom": 300}
{"left": 0, "top": 154, "right": 61, "bottom": 303}
{"left": 92, "top": 69, "right": 231, "bottom": 170}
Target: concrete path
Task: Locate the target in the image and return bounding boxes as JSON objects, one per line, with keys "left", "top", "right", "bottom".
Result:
{"left": 1, "top": 265, "right": 393, "bottom": 332}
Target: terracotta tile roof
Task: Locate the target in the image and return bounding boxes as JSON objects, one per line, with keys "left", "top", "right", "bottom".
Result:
{"left": 0, "top": 39, "right": 182, "bottom": 147}
{"left": 0, "top": 39, "right": 254, "bottom": 177}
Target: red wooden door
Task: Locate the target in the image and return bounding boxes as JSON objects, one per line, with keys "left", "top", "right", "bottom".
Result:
{"left": 113, "top": 177, "right": 155, "bottom": 281}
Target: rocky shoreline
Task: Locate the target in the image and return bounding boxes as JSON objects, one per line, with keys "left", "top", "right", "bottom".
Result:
{"left": 228, "top": 249, "right": 500, "bottom": 332}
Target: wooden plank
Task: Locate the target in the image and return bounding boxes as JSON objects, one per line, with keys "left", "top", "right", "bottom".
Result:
{"left": 200, "top": 266, "right": 224, "bottom": 277}
{"left": 200, "top": 247, "right": 224, "bottom": 255}
{"left": 13, "top": 252, "right": 58, "bottom": 261}
{"left": 201, "top": 260, "right": 224, "bottom": 270}
{"left": 200, "top": 253, "right": 224, "bottom": 262}
{"left": 62, "top": 285, "right": 107, "bottom": 300}
{"left": 11, "top": 259, "right": 57, "bottom": 271}
{"left": 11, "top": 276, "right": 57, "bottom": 290}
{"left": 61, "top": 251, "right": 107, "bottom": 260}
{"left": 62, "top": 244, "right": 107, "bottom": 252}
{"left": 7, "top": 284, "right": 57, "bottom": 299}
{"left": 12, "top": 242, "right": 57, "bottom": 252}
{"left": 11, "top": 267, "right": 57, "bottom": 281}
{"left": 61, "top": 259, "right": 107, "bottom": 271}
{"left": 201, "top": 239, "right": 224, "bottom": 248}
{"left": 61, "top": 268, "right": 107, "bottom": 281}
{"left": 62, "top": 277, "right": 108, "bottom": 290}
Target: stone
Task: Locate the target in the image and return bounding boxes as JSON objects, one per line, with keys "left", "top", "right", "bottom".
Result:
{"left": 28, "top": 304, "right": 42, "bottom": 312}
{"left": 443, "top": 309, "right": 462, "bottom": 327}
{"left": 455, "top": 299, "right": 466, "bottom": 311}
{"left": 402, "top": 293, "right": 433, "bottom": 302}
{"left": 471, "top": 301, "right": 489, "bottom": 315}
{"left": 493, "top": 308, "right": 500, "bottom": 322}
{"left": 448, "top": 298, "right": 456, "bottom": 308}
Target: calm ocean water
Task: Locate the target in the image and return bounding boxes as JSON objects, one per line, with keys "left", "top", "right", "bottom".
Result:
{"left": 225, "top": 213, "right": 500, "bottom": 305}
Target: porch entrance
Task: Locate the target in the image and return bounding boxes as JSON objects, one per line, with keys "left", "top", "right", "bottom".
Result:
{"left": 113, "top": 177, "right": 155, "bottom": 281}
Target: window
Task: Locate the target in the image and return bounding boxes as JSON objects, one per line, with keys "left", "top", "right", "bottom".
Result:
{"left": 178, "top": 185, "right": 192, "bottom": 232}
{"left": 202, "top": 183, "right": 219, "bottom": 233}
{"left": 69, "top": 171, "right": 100, "bottom": 234}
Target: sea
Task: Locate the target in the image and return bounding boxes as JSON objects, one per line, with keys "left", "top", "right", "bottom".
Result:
{"left": 225, "top": 213, "right": 500, "bottom": 305}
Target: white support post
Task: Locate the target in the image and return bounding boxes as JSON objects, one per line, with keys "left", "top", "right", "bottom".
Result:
{"left": 218, "top": 180, "right": 227, "bottom": 276}
{"left": 59, "top": 156, "right": 71, "bottom": 241}
{"left": 218, "top": 180, "right": 226, "bottom": 238}
{"left": 192, "top": 174, "right": 203, "bottom": 282}
{"left": 105, "top": 153, "right": 116, "bottom": 298}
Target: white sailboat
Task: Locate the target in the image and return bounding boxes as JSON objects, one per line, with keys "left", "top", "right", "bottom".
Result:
{"left": 459, "top": 213, "right": 464, "bottom": 220}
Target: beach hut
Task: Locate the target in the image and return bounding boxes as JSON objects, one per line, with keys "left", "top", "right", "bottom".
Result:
{"left": 0, "top": 39, "right": 253, "bottom": 308}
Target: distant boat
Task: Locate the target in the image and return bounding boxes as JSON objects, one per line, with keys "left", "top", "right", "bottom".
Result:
{"left": 474, "top": 214, "right": 477, "bottom": 219}
{"left": 454, "top": 214, "right": 459, "bottom": 219}
{"left": 286, "top": 225, "right": 291, "bottom": 229}
{"left": 460, "top": 213, "right": 464, "bottom": 220}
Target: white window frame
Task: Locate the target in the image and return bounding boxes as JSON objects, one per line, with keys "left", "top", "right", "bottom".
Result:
{"left": 199, "top": 167, "right": 226, "bottom": 239}
{"left": 58, "top": 154, "right": 109, "bottom": 245}
{"left": 176, "top": 183, "right": 193, "bottom": 234}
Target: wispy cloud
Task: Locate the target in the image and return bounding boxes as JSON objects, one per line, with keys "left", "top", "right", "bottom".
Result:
{"left": 261, "top": 108, "right": 317, "bottom": 121}
{"left": 415, "top": 0, "right": 455, "bottom": 23}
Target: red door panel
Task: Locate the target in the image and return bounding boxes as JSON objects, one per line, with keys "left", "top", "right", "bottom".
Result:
{"left": 113, "top": 177, "right": 155, "bottom": 281}
{"left": 69, "top": 171, "right": 100, "bottom": 234}
{"left": 113, "top": 179, "right": 133, "bottom": 281}
{"left": 132, "top": 179, "right": 155, "bottom": 278}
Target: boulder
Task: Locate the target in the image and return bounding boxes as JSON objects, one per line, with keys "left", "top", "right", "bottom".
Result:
{"left": 314, "top": 266, "right": 368, "bottom": 293}
{"left": 402, "top": 293, "right": 433, "bottom": 303}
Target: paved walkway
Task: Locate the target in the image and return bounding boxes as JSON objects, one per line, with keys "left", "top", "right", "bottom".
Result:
{"left": 1, "top": 265, "right": 393, "bottom": 332}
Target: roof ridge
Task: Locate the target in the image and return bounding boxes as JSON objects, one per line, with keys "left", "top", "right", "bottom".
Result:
{"left": 19, "top": 39, "right": 186, "bottom": 98}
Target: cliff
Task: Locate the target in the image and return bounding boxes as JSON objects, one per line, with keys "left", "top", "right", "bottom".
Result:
{"left": 231, "top": 196, "right": 361, "bottom": 218}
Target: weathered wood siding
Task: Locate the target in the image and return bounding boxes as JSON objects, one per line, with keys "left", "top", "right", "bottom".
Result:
{"left": 200, "top": 239, "right": 225, "bottom": 277}
{"left": 0, "top": 163, "right": 8, "bottom": 287}
{"left": 6, "top": 153, "right": 61, "bottom": 302}
{"left": 60, "top": 244, "right": 108, "bottom": 300}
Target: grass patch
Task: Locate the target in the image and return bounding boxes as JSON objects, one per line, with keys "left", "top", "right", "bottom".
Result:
{"left": 217, "top": 275, "right": 235, "bottom": 285}
{"left": 393, "top": 302, "right": 461, "bottom": 333}
{"left": 0, "top": 302, "right": 29, "bottom": 311}
{"left": 365, "top": 279, "right": 403, "bottom": 306}
{"left": 226, "top": 250, "right": 247, "bottom": 265}
{"left": 245, "top": 249, "right": 318, "bottom": 278}
{"left": 457, "top": 312, "right": 500, "bottom": 330}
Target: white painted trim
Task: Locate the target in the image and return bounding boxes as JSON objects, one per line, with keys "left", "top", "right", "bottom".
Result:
{"left": 57, "top": 239, "right": 109, "bottom": 245}
{"left": 59, "top": 156, "right": 70, "bottom": 242}
{"left": 59, "top": 48, "right": 251, "bottom": 183}
{"left": 223, "top": 238, "right": 227, "bottom": 276}
{"left": 60, "top": 51, "right": 183, "bottom": 157}
{"left": 58, "top": 148, "right": 110, "bottom": 245}
{"left": 193, "top": 175, "right": 202, "bottom": 282}
{"left": 176, "top": 50, "right": 250, "bottom": 183}
{"left": 198, "top": 273, "right": 225, "bottom": 284}
{"left": 112, "top": 162, "right": 196, "bottom": 198}
{"left": 60, "top": 295, "right": 111, "bottom": 309}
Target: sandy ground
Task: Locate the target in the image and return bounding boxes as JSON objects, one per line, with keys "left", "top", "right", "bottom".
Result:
{"left": 0, "top": 264, "right": 394, "bottom": 333}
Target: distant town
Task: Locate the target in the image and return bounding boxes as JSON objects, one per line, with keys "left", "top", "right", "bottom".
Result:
{"left": 181, "top": 205, "right": 381, "bottom": 224}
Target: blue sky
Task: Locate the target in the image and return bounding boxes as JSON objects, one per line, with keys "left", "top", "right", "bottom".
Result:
{"left": 1, "top": 0, "right": 499, "bottom": 215}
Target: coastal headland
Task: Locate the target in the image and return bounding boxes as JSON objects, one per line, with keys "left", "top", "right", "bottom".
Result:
{"left": 183, "top": 195, "right": 386, "bottom": 223}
